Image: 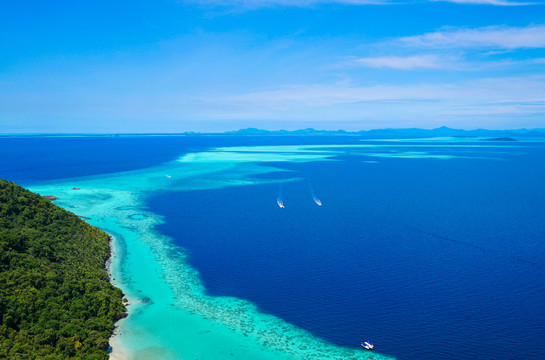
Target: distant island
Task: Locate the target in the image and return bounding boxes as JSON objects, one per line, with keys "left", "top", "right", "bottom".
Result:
{"left": 2, "top": 126, "right": 545, "bottom": 139}
{"left": 0, "top": 179, "right": 125, "bottom": 360}
{"left": 224, "top": 126, "right": 544, "bottom": 138}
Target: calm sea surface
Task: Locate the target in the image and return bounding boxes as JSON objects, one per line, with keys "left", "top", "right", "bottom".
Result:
{"left": 2, "top": 136, "right": 544, "bottom": 360}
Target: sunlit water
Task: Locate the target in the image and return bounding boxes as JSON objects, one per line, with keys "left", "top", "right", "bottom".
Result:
{"left": 2, "top": 136, "right": 544, "bottom": 360}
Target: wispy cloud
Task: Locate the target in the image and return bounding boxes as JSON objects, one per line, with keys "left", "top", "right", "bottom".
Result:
{"left": 195, "top": 76, "right": 545, "bottom": 117}
{"left": 400, "top": 25, "right": 545, "bottom": 49}
{"left": 352, "top": 55, "right": 443, "bottom": 69}
{"left": 189, "top": 0, "right": 395, "bottom": 7}
{"left": 434, "top": 0, "right": 533, "bottom": 5}
{"left": 4, "top": 71, "right": 545, "bottom": 130}
{"left": 345, "top": 25, "right": 545, "bottom": 72}
{"left": 190, "top": 0, "right": 535, "bottom": 6}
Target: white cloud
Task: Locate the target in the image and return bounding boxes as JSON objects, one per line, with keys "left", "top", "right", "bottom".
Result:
{"left": 352, "top": 55, "right": 443, "bottom": 69}
{"left": 5, "top": 75, "right": 545, "bottom": 129}
{"left": 176, "top": 76, "right": 545, "bottom": 128}
{"left": 400, "top": 25, "right": 545, "bottom": 49}
{"left": 196, "top": 76, "right": 545, "bottom": 114}
{"left": 434, "top": 0, "right": 532, "bottom": 5}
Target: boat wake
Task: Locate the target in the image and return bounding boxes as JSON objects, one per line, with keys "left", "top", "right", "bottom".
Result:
{"left": 277, "top": 182, "right": 285, "bottom": 208}
{"left": 308, "top": 181, "right": 322, "bottom": 206}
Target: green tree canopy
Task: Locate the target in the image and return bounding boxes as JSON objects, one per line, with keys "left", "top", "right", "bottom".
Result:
{"left": 0, "top": 179, "right": 125, "bottom": 360}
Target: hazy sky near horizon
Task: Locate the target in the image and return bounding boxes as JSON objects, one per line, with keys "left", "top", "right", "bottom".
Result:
{"left": 1, "top": 0, "right": 545, "bottom": 133}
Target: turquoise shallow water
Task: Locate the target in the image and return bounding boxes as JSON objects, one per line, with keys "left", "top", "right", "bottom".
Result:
{"left": 0, "top": 135, "right": 540, "bottom": 360}
{"left": 24, "top": 139, "right": 545, "bottom": 360}
{"left": 29, "top": 145, "right": 397, "bottom": 360}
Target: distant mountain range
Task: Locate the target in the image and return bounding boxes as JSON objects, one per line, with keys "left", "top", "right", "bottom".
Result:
{"left": 225, "top": 126, "right": 545, "bottom": 138}
{"left": 3, "top": 126, "right": 545, "bottom": 138}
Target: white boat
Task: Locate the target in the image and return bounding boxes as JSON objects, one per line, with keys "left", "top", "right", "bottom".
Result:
{"left": 361, "top": 341, "right": 374, "bottom": 350}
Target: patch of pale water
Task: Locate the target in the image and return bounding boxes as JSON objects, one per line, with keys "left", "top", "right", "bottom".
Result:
{"left": 30, "top": 143, "right": 499, "bottom": 359}
{"left": 29, "top": 146, "right": 398, "bottom": 360}
{"left": 30, "top": 143, "right": 501, "bottom": 359}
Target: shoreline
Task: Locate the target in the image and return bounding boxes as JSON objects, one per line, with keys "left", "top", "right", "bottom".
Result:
{"left": 27, "top": 147, "right": 396, "bottom": 360}
{"left": 107, "top": 234, "right": 132, "bottom": 360}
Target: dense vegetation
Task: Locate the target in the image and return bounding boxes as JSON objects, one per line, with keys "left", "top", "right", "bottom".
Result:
{"left": 0, "top": 179, "right": 125, "bottom": 359}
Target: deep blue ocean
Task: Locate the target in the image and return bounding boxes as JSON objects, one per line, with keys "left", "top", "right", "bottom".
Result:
{"left": 2, "top": 136, "right": 545, "bottom": 360}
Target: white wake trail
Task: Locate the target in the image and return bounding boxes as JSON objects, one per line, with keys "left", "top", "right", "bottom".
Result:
{"left": 277, "top": 182, "right": 285, "bottom": 208}
{"left": 308, "top": 181, "right": 322, "bottom": 206}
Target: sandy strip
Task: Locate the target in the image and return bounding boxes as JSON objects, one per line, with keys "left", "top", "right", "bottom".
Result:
{"left": 109, "top": 334, "right": 129, "bottom": 360}
{"left": 107, "top": 234, "right": 132, "bottom": 360}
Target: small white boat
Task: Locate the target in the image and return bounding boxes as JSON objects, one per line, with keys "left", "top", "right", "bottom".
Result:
{"left": 361, "top": 341, "right": 374, "bottom": 350}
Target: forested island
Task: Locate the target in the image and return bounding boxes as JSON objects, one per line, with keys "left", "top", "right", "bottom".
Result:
{"left": 0, "top": 179, "right": 125, "bottom": 359}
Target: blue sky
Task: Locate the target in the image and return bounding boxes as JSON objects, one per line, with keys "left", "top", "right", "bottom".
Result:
{"left": 1, "top": 0, "right": 544, "bottom": 133}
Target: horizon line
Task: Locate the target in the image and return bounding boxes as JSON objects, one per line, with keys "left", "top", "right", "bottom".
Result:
{"left": 1, "top": 125, "right": 545, "bottom": 137}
